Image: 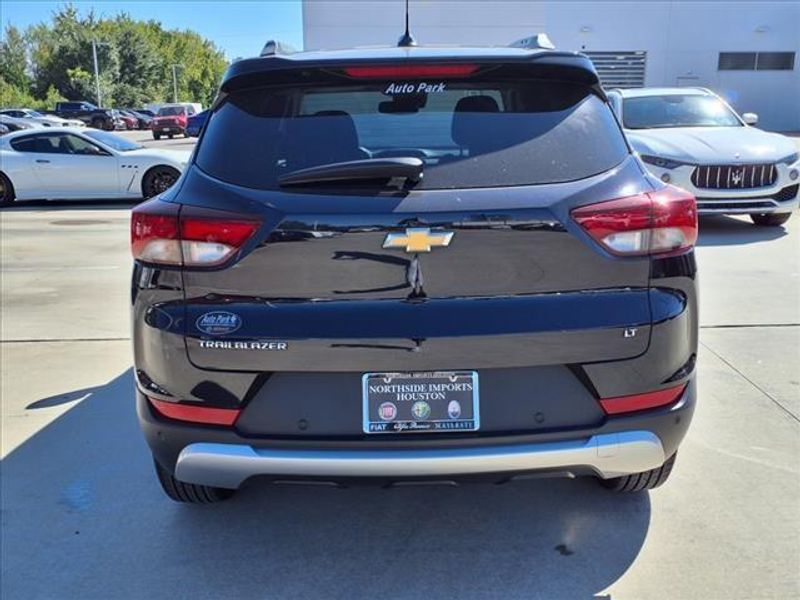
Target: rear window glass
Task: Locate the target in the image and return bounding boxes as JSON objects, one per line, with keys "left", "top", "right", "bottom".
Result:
{"left": 158, "top": 106, "right": 187, "bottom": 116}
{"left": 196, "top": 79, "right": 628, "bottom": 190}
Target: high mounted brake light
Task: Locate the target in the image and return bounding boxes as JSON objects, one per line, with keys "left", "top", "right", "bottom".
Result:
{"left": 342, "top": 64, "right": 480, "bottom": 78}
{"left": 131, "top": 201, "right": 260, "bottom": 267}
{"left": 571, "top": 186, "right": 697, "bottom": 257}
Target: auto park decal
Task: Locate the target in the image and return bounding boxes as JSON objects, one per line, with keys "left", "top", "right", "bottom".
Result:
{"left": 384, "top": 82, "right": 447, "bottom": 94}
{"left": 195, "top": 311, "right": 242, "bottom": 335}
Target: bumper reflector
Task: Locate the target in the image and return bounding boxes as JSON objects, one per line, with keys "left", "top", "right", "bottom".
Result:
{"left": 149, "top": 397, "right": 241, "bottom": 426}
{"left": 599, "top": 384, "right": 687, "bottom": 415}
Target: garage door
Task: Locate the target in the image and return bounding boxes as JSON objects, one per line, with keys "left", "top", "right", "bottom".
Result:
{"left": 585, "top": 51, "right": 647, "bottom": 89}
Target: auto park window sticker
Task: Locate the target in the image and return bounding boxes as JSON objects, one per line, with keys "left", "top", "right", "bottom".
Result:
{"left": 384, "top": 82, "right": 447, "bottom": 94}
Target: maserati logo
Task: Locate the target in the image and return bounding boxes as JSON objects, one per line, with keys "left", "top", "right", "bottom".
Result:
{"left": 383, "top": 228, "right": 454, "bottom": 253}
{"left": 731, "top": 169, "right": 743, "bottom": 185}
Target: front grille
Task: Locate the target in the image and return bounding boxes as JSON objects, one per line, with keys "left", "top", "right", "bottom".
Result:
{"left": 696, "top": 201, "right": 774, "bottom": 211}
{"left": 691, "top": 164, "right": 777, "bottom": 189}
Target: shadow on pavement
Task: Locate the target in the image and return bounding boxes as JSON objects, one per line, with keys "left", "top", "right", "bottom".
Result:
{"left": 2, "top": 370, "right": 650, "bottom": 600}
{"left": 697, "top": 214, "right": 788, "bottom": 246}
{"left": 1, "top": 199, "right": 139, "bottom": 211}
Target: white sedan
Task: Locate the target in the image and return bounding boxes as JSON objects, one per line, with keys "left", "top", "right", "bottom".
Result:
{"left": 0, "top": 128, "right": 190, "bottom": 205}
{"left": 0, "top": 108, "right": 85, "bottom": 128}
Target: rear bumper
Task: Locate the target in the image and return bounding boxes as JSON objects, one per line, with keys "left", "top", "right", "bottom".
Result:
{"left": 139, "top": 379, "right": 695, "bottom": 488}
{"left": 175, "top": 431, "right": 666, "bottom": 489}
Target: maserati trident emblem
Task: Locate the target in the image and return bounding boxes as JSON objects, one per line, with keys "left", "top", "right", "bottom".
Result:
{"left": 731, "top": 169, "right": 743, "bottom": 185}
{"left": 383, "top": 228, "right": 454, "bottom": 253}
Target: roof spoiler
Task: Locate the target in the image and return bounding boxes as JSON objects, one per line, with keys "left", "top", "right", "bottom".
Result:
{"left": 260, "top": 40, "right": 298, "bottom": 57}
{"left": 508, "top": 33, "right": 556, "bottom": 51}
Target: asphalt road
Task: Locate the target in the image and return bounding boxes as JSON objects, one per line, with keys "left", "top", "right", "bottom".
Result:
{"left": 1, "top": 133, "right": 798, "bottom": 599}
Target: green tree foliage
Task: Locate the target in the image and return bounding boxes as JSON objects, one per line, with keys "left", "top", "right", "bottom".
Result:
{"left": 1, "top": 5, "right": 228, "bottom": 109}
{"left": 0, "top": 25, "right": 30, "bottom": 91}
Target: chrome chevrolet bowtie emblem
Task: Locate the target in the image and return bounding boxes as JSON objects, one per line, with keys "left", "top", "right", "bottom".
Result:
{"left": 383, "top": 228, "right": 454, "bottom": 253}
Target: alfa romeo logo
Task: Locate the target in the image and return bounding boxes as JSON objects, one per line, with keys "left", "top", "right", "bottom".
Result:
{"left": 411, "top": 401, "right": 431, "bottom": 420}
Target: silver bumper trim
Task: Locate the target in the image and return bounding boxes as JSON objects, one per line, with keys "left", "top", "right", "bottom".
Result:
{"left": 175, "top": 431, "right": 666, "bottom": 489}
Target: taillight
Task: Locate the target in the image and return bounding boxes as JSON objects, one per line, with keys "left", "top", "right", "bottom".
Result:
{"left": 148, "top": 397, "right": 241, "bottom": 426}
{"left": 599, "top": 384, "right": 687, "bottom": 415}
{"left": 131, "top": 202, "right": 260, "bottom": 267}
{"left": 342, "top": 64, "right": 480, "bottom": 78}
{"left": 571, "top": 186, "right": 697, "bottom": 256}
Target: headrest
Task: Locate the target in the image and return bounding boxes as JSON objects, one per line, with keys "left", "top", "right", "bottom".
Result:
{"left": 451, "top": 95, "right": 500, "bottom": 148}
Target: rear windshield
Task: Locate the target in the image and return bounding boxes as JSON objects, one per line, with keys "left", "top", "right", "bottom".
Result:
{"left": 158, "top": 106, "right": 186, "bottom": 116}
{"left": 196, "top": 79, "right": 628, "bottom": 190}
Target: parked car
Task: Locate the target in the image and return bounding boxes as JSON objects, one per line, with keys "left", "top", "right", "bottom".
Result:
{"left": 131, "top": 39, "right": 699, "bottom": 503}
{"left": 0, "top": 108, "right": 85, "bottom": 128}
{"left": 51, "top": 101, "right": 117, "bottom": 130}
{"left": 0, "top": 123, "right": 8, "bottom": 136}
{"left": 137, "top": 109, "right": 156, "bottom": 118}
{"left": 186, "top": 109, "right": 208, "bottom": 137}
{"left": 0, "top": 114, "right": 44, "bottom": 132}
{"left": 151, "top": 104, "right": 196, "bottom": 139}
{"left": 608, "top": 87, "right": 799, "bottom": 227}
{"left": 118, "top": 111, "right": 138, "bottom": 130}
{"left": 123, "top": 109, "right": 153, "bottom": 130}
{"left": 0, "top": 128, "right": 189, "bottom": 205}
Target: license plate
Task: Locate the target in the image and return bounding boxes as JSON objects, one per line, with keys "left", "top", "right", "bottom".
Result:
{"left": 362, "top": 371, "right": 479, "bottom": 434}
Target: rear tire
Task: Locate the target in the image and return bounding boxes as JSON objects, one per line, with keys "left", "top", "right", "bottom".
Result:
{"left": 154, "top": 459, "right": 235, "bottom": 503}
{"left": 599, "top": 453, "right": 677, "bottom": 492}
{"left": 750, "top": 212, "right": 791, "bottom": 227}
{"left": 91, "top": 117, "right": 105, "bottom": 129}
{"left": 153, "top": 132, "right": 161, "bottom": 140}
{"left": 142, "top": 165, "right": 180, "bottom": 198}
{"left": 0, "top": 172, "right": 16, "bottom": 206}
{"left": 168, "top": 133, "right": 174, "bottom": 139}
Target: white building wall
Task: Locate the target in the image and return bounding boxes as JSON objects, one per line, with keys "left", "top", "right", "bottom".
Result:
{"left": 302, "top": 0, "right": 800, "bottom": 131}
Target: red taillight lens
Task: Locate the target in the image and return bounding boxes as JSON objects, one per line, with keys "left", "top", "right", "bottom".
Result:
{"left": 599, "top": 384, "right": 687, "bottom": 415}
{"left": 343, "top": 63, "right": 480, "bottom": 78}
{"left": 131, "top": 202, "right": 260, "bottom": 267}
{"left": 180, "top": 216, "right": 260, "bottom": 266}
{"left": 149, "top": 397, "right": 241, "bottom": 426}
{"left": 571, "top": 186, "right": 697, "bottom": 256}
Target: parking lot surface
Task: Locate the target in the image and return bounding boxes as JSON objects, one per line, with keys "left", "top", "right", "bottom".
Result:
{"left": 1, "top": 133, "right": 798, "bottom": 599}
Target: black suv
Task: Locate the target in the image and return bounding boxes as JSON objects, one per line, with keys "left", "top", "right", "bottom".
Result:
{"left": 132, "top": 40, "right": 698, "bottom": 503}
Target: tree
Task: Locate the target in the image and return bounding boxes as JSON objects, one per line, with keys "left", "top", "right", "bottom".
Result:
{"left": 0, "top": 25, "right": 30, "bottom": 91}
{"left": 4, "top": 5, "right": 229, "bottom": 110}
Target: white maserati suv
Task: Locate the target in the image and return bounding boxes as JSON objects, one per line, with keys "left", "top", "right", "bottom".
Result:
{"left": 608, "top": 87, "right": 799, "bottom": 226}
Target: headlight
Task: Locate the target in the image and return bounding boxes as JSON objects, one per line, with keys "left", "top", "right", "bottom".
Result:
{"left": 778, "top": 152, "right": 799, "bottom": 165}
{"left": 640, "top": 154, "right": 692, "bottom": 170}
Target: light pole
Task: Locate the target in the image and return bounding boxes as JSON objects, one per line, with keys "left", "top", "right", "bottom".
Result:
{"left": 170, "top": 64, "right": 183, "bottom": 103}
{"left": 92, "top": 40, "right": 110, "bottom": 106}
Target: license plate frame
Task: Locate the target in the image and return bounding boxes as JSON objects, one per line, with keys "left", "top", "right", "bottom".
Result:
{"left": 362, "top": 371, "right": 480, "bottom": 434}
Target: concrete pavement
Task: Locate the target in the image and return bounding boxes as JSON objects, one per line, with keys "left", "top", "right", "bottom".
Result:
{"left": 1, "top": 200, "right": 798, "bottom": 597}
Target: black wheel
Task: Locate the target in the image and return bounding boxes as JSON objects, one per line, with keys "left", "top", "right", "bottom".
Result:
{"left": 599, "top": 453, "right": 677, "bottom": 492}
{"left": 0, "top": 172, "right": 16, "bottom": 206}
{"left": 91, "top": 117, "right": 105, "bottom": 129}
{"left": 153, "top": 133, "right": 161, "bottom": 140}
{"left": 142, "top": 166, "right": 180, "bottom": 198}
{"left": 168, "top": 133, "right": 174, "bottom": 139}
{"left": 750, "top": 212, "right": 791, "bottom": 227}
{"left": 154, "top": 459, "right": 235, "bottom": 504}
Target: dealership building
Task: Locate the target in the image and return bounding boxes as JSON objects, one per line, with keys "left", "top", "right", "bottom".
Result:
{"left": 300, "top": 1, "right": 800, "bottom": 131}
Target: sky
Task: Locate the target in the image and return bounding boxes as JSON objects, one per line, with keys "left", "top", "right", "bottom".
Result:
{"left": 1, "top": 0, "right": 305, "bottom": 59}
